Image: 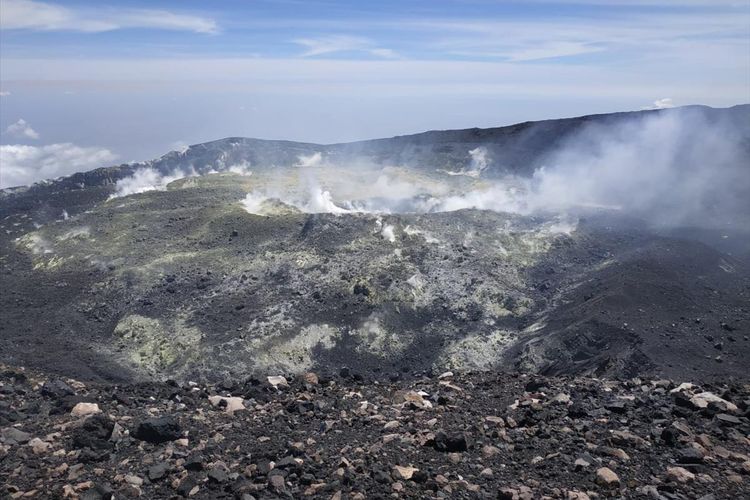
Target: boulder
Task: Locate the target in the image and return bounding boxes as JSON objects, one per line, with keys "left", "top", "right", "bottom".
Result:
{"left": 433, "top": 431, "right": 469, "bottom": 452}
{"left": 595, "top": 467, "right": 620, "bottom": 488}
{"left": 132, "top": 416, "right": 182, "bottom": 444}
{"left": 666, "top": 466, "right": 695, "bottom": 483}
{"left": 690, "top": 392, "right": 738, "bottom": 412}
{"left": 40, "top": 379, "right": 75, "bottom": 399}
{"left": 1, "top": 427, "right": 31, "bottom": 445}
{"left": 71, "top": 414, "right": 114, "bottom": 450}
{"left": 71, "top": 402, "right": 101, "bottom": 418}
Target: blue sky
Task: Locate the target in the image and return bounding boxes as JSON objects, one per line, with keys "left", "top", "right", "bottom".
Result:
{"left": 1, "top": 0, "right": 749, "bottom": 187}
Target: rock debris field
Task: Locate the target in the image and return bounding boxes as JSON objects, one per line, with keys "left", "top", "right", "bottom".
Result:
{"left": 1, "top": 366, "right": 748, "bottom": 499}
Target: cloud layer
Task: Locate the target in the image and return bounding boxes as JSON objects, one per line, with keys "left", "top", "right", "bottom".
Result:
{"left": 0, "top": 1, "right": 746, "bottom": 170}
{"left": 0, "top": 143, "right": 117, "bottom": 188}
{"left": 0, "top": 0, "right": 218, "bottom": 33}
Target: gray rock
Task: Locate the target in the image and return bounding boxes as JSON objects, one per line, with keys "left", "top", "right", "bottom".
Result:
{"left": 1, "top": 427, "right": 31, "bottom": 445}
{"left": 148, "top": 462, "right": 169, "bottom": 481}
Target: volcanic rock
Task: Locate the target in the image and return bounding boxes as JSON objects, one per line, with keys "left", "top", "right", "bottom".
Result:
{"left": 71, "top": 414, "right": 114, "bottom": 450}
{"left": 666, "top": 466, "right": 696, "bottom": 483}
{"left": 71, "top": 402, "right": 101, "bottom": 417}
{"left": 40, "top": 380, "right": 75, "bottom": 399}
{"left": 132, "top": 416, "right": 181, "bottom": 444}
{"left": 207, "top": 395, "right": 245, "bottom": 415}
{"left": 147, "top": 462, "right": 169, "bottom": 482}
{"left": 392, "top": 465, "right": 419, "bottom": 480}
{"left": 267, "top": 376, "right": 288, "bottom": 389}
{"left": 1, "top": 427, "right": 31, "bottom": 445}
{"left": 28, "top": 437, "right": 51, "bottom": 454}
{"left": 433, "top": 431, "right": 469, "bottom": 452}
{"left": 595, "top": 467, "right": 620, "bottom": 488}
{"left": 1, "top": 365, "right": 749, "bottom": 498}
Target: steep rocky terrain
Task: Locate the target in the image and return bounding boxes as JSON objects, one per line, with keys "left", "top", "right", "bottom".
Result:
{"left": 0, "top": 105, "right": 749, "bottom": 385}
{"left": 0, "top": 173, "right": 747, "bottom": 383}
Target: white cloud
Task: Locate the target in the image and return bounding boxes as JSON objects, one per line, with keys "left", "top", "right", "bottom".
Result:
{"left": 0, "top": 91, "right": 10, "bottom": 97}
{"left": 0, "top": 143, "right": 117, "bottom": 188}
{"left": 404, "top": 12, "right": 749, "bottom": 63}
{"left": 5, "top": 119, "right": 40, "bottom": 139}
{"left": 0, "top": 0, "right": 218, "bottom": 33}
{"left": 503, "top": 42, "right": 604, "bottom": 62}
{"left": 293, "top": 35, "right": 396, "bottom": 58}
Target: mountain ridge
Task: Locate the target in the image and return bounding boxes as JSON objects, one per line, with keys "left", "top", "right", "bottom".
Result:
{"left": 3, "top": 103, "right": 748, "bottom": 195}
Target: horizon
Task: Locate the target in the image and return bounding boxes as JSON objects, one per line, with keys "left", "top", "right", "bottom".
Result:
{"left": 3, "top": 103, "right": 748, "bottom": 189}
{"left": 1, "top": 0, "right": 749, "bottom": 187}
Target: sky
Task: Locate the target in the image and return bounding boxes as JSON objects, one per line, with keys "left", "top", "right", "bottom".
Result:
{"left": 0, "top": 0, "right": 749, "bottom": 187}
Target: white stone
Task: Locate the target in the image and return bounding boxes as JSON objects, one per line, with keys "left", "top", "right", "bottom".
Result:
{"left": 267, "top": 375, "right": 288, "bottom": 388}
{"left": 689, "top": 392, "right": 738, "bottom": 412}
{"left": 208, "top": 396, "right": 246, "bottom": 415}
{"left": 670, "top": 382, "right": 696, "bottom": 393}
{"left": 28, "top": 437, "right": 51, "bottom": 454}
{"left": 392, "top": 465, "right": 418, "bottom": 480}
{"left": 70, "top": 402, "right": 101, "bottom": 417}
{"left": 124, "top": 474, "right": 144, "bottom": 486}
{"left": 552, "top": 393, "right": 571, "bottom": 404}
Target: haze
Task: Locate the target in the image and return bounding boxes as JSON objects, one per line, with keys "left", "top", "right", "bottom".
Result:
{"left": 1, "top": 0, "right": 749, "bottom": 188}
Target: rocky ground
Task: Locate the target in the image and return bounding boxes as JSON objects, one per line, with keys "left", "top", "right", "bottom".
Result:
{"left": 1, "top": 171, "right": 748, "bottom": 384}
{"left": 1, "top": 365, "right": 748, "bottom": 499}
{"left": 1, "top": 105, "right": 748, "bottom": 385}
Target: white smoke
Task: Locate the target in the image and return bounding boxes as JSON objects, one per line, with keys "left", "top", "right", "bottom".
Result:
{"left": 240, "top": 191, "right": 269, "bottom": 214}
{"left": 467, "top": 147, "right": 490, "bottom": 177}
{"left": 297, "top": 152, "right": 323, "bottom": 167}
{"left": 525, "top": 110, "right": 748, "bottom": 227}
{"left": 443, "top": 147, "right": 491, "bottom": 177}
{"left": 297, "top": 163, "right": 351, "bottom": 213}
{"left": 241, "top": 154, "right": 339, "bottom": 214}
{"left": 237, "top": 109, "right": 748, "bottom": 230}
{"left": 374, "top": 217, "right": 396, "bottom": 242}
{"left": 642, "top": 98, "right": 675, "bottom": 110}
{"left": 241, "top": 186, "right": 351, "bottom": 215}
{"left": 109, "top": 167, "right": 196, "bottom": 199}
{"left": 227, "top": 161, "right": 253, "bottom": 176}
{"left": 414, "top": 110, "right": 747, "bottom": 228}
{"left": 381, "top": 224, "right": 396, "bottom": 243}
